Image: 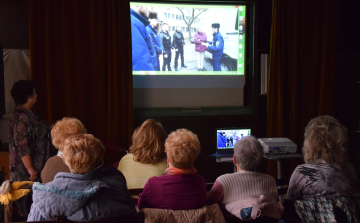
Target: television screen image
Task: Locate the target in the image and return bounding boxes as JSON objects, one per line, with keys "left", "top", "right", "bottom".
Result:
{"left": 130, "top": 2, "right": 246, "bottom": 74}
{"left": 217, "top": 129, "right": 251, "bottom": 149}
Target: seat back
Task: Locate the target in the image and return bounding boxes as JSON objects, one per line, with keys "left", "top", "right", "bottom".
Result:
{"left": 140, "top": 203, "right": 226, "bottom": 223}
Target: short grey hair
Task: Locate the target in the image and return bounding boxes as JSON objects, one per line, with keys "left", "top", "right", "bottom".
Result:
{"left": 234, "top": 136, "right": 263, "bottom": 171}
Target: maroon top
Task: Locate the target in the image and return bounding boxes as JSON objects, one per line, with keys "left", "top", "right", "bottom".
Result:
{"left": 137, "top": 174, "right": 207, "bottom": 210}
{"left": 194, "top": 32, "right": 207, "bottom": 52}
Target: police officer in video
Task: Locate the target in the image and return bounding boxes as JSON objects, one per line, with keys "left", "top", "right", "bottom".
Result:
{"left": 173, "top": 24, "right": 187, "bottom": 71}
{"left": 202, "top": 23, "right": 224, "bottom": 71}
{"left": 146, "top": 11, "right": 163, "bottom": 71}
{"left": 159, "top": 23, "right": 173, "bottom": 71}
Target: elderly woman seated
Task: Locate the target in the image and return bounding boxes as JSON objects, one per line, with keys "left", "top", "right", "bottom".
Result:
{"left": 208, "top": 136, "right": 283, "bottom": 220}
{"left": 118, "top": 119, "right": 168, "bottom": 189}
{"left": 27, "top": 134, "right": 137, "bottom": 222}
{"left": 137, "top": 129, "right": 207, "bottom": 210}
{"left": 41, "top": 117, "right": 87, "bottom": 183}
{"left": 287, "top": 116, "right": 358, "bottom": 201}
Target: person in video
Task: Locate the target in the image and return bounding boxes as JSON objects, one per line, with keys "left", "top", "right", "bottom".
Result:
{"left": 194, "top": 26, "right": 207, "bottom": 71}
{"left": 218, "top": 132, "right": 226, "bottom": 148}
{"left": 173, "top": 24, "right": 187, "bottom": 71}
{"left": 159, "top": 23, "right": 173, "bottom": 71}
{"left": 146, "top": 11, "right": 163, "bottom": 71}
{"left": 130, "top": 6, "right": 156, "bottom": 71}
{"left": 202, "top": 23, "right": 224, "bottom": 71}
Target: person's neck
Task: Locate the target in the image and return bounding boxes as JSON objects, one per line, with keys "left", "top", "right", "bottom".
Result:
{"left": 236, "top": 165, "right": 243, "bottom": 172}
{"left": 17, "top": 103, "right": 32, "bottom": 111}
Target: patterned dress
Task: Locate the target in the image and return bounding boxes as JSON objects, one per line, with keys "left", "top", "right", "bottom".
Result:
{"left": 286, "top": 160, "right": 358, "bottom": 201}
{"left": 9, "top": 107, "right": 53, "bottom": 182}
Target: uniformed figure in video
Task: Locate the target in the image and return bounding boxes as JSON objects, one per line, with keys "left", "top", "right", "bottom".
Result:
{"left": 218, "top": 132, "right": 226, "bottom": 148}
{"left": 173, "top": 24, "right": 187, "bottom": 71}
{"left": 146, "top": 11, "right": 163, "bottom": 71}
{"left": 130, "top": 6, "right": 156, "bottom": 71}
{"left": 202, "top": 23, "right": 224, "bottom": 71}
{"left": 159, "top": 23, "right": 173, "bottom": 71}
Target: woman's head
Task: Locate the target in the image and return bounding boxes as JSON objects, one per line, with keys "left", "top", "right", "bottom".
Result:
{"left": 51, "top": 117, "right": 87, "bottom": 151}
{"left": 130, "top": 119, "right": 167, "bottom": 164}
{"left": 234, "top": 136, "right": 263, "bottom": 171}
{"left": 165, "top": 129, "right": 200, "bottom": 169}
{"left": 10, "top": 79, "right": 37, "bottom": 105}
{"left": 303, "top": 115, "right": 348, "bottom": 165}
{"left": 63, "top": 134, "right": 105, "bottom": 174}
{"left": 197, "top": 27, "right": 202, "bottom": 33}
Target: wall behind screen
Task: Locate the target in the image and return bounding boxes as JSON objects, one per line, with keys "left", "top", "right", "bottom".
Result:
{"left": 133, "top": 88, "right": 243, "bottom": 107}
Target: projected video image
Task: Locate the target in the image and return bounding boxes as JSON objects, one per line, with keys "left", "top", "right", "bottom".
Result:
{"left": 130, "top": 2, "right": 246, "bottom": 74}
{"left": 217, "top": 129, "right": 251, "bottom": 149}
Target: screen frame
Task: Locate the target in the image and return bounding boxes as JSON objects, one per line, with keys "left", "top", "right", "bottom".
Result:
{"left": 131, "top": 0, "right": 255, "bottom": 117}
{"left": 216, "top": 127, "right": 251, "bottom": 155}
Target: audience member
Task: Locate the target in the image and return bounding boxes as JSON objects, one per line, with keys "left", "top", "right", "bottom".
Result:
{"left": 9, "top": 80, "right": 54, "bottom": 182}
{"left": 137, "top": 129, "right": 207, "bottom": 210}
{"left": 41, "top": 117, "right": 87, "bottom": 183}
{"left": 118, "top": 119, "right": 167, "bottom": 189}
{"left": 286, "top": 116, "right": 358, "bottom": 201}
{"left": 27, "top": 134, "right": 137, "bottom": 222}
{"left": 208, "top": 136, "right": 282, "bottom": 220}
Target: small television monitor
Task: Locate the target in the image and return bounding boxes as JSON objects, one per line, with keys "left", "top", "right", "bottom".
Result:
{"left": 216, "top": 128, "right": 251, "bottom": 156}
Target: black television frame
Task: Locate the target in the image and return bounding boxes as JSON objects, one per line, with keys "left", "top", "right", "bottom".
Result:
{"left": 215, "top": 127, "right": 251, "bottom": 156}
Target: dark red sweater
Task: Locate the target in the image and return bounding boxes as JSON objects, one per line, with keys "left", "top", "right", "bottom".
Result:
{"left": 137, "top": 174, "right": 207, "bottom": 210}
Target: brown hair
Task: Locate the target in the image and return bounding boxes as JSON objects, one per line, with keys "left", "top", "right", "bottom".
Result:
{"left": 63, "top": 134, "right": 105, "bottom": 174}
{"left": 165, "top": 129, "right": 200, "bottom": 169}
{"left": 303, "top": 116, "right": 348, "bottom": 165}
{"left": 51, "top": 117, "right": 87, "bottom": 151}
{"left": 129, "top": 119, "right": 167, "bottom": 164}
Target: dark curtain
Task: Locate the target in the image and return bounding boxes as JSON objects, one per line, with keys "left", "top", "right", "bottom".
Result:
{"left": 28, "top": 1, "right": 132, "bottom": 149}
{"left": 267, "top": 0, "right": 338, "bottom": 177}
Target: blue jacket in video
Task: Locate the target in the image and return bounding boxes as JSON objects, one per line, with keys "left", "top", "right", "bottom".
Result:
{"left": 130, "top": 8, "right": 156, "bottom": 71}
{"left": 217, "top": 132, "right": 226, "bottom": 148}
{"left": 208, "top": 31, "right": 224, "bottom": 71}
{"left": 146, "top": 25, "right": 164, "bottom": 55}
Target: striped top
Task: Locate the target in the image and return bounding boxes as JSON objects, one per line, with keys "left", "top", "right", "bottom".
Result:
{"left": 209, "top": 171, "right": 278, "bottom": 205}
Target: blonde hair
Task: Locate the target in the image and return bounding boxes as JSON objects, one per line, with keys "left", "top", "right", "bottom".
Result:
{"left": 63, "top": 134, "right": 105, "bottom": 174}
{"left": 130, "top": 119, "right": 167, "bottom": 164}
{"left": 165, "top": 129, "right": 200, "bottom": 169}
{"left": 51, "top": 117, "right": 87, "bottom": 151}
{"left": 303, "top": 116, "right": 348, "bottom": 165}
{"left": 234, "top": 136, "right": 263, "bottom": 171}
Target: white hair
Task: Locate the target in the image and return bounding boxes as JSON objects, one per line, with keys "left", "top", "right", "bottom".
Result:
{"left": 234, "top": 136, "right": 263, "bottom": 171}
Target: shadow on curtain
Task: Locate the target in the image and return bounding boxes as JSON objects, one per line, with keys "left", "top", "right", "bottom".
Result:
{"left": 267, "top": 0, "right": 338, "bottom": 178}
{"left": 28, "top": 1, "right": 132, "bottom": 152}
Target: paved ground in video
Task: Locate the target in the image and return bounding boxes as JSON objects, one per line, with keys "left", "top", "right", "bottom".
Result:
{"left": 159, "top": 38, "right": 213, "bottom": 72}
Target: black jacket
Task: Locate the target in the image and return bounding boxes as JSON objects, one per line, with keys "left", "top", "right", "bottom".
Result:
{"left": 159, "top": 30, "right": 172, "bottom": 51}
{"left": 172, "top": 31, "right": 185, "bottom": 49}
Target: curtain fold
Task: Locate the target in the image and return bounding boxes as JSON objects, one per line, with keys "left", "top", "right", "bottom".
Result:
{"left": 268, "top": 0, "right": 338, "bottom": 177}
{"left": 28, "top": 0, "right": 132, "bottom": 149}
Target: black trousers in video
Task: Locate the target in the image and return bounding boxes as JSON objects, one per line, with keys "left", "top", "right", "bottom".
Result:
{"left": 162, "top": 50, "right": 172, "bottom": 71}
{"left": 174, "top": 47, "right": 184, "bottom": 68}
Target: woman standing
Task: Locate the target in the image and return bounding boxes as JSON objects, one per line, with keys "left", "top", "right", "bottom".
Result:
{"left": 194, "top": 27, "right": 207, "bottom": 71}
{"left": 9, "top": 80, "right": 53, "bottom": 182}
